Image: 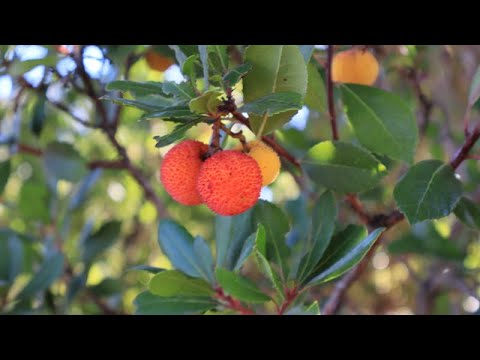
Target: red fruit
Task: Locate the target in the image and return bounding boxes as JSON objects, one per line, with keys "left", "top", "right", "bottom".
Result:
{"left": 160, "top": 140, "right": 208, "bottom": 206}
{"left": 196, "top": 150, "right": 262, "bottom": 216}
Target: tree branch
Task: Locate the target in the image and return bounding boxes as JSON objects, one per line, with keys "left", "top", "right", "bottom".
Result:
{"left": 326, "top": 45, "right": 339, "bottom": 140}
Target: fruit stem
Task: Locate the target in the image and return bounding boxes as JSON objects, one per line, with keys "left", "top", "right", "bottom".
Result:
{"left": 219, "top": 123, "right": 249, "bottom": 152}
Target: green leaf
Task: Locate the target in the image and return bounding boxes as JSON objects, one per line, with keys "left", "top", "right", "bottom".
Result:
{"left": 468, "top": 65, "right": 480, "bottom": 107}
{"left": 243, "top": 45, "right": 308, "bottom": 135}
{"left": 128, "top": 265, "right": 165, "bottom": 274}
{"left": 101, "top": 95, "right": 173, "bottom": 112}
{"left": 193, "top": 236, "right": 215, "bottom": 284}
{"left": 254, "top": 250, "right": 285, "bottom": 300}
{"left": 189, "top": 90, "right": 223, "bottom": 114}
{"left": 82, "top": 221, "right": 121, "bottom": 264}
{"left": 0, "top": 160, "right": 11, "bottom": 195}
{"left": 141, "top": 105, "right": 199, "bottom": 120}
{"left": 298, "top": 45, "right": 315, "bottom": 63}
{"left": 0, "top": 230, "right": 24, "bottom": 283}
{"left": 162, "top": 81, "right": 196, "bottom": 102}
{"left": 233, "top": 231, "right": 256, "bottom": 271}
{"left": 89, "top": 278, "right": 122, "bottom": 297}
{"left": 149, "top": 270, "right": 214, "bottom": 297}
{"left": 67, "top": 169, "right": 103, "bottom": 211}
{"left": 215, "top": 268, "right": 270, "bottom": 303}
{"left": 208, "top": 45, "right": 229, "bottom": 73}
{"left": 17, "top": 252, "right": 64, "bottom": 300}
{"left": 304, "top": 63, "right": 326, "bottom": 113}
{"left": 30, "top": 95, "right": 46, "bottom": 137}
{"left": 240, "top": 91, "right": 303, "bottom": 117}
{"left": 19, "top": 181, "right": 50, "bottom": 222}
{"left": 341, "top": 84, "right": 418, "bottom": 163}
{"left": 134, "top": 291, "right": 215, "bottom": 315}
{"left": 153, "top": 118, "right": 203, "bottom": 148}
{"left": 285, "top": 301, "right": 320, "bottom": 315}
{"left": 255, "top": 223, "right": 267, "bottom": 257}
{"left": 215, "top": 209, "right": 255, "bottom": 270}
{"left": 106, "top": 80, "right": 165, "bottom": 97}
{"left": 297, "top": 191, "right": 337, "bottom": 283}
{"left": 182, "top": 54, "right": 199, "bottom": 83}
{"left": 158, "top": 220, "right": 205, "bottom": 278}
{"left": 168, "top": 45, "right": 188, "bottom": 69}
{"left": 394, "top": 160, "right": 463, "bottom": 224}
{"left": 43, "top": 142, "right": 87, "bottom": 182}
{"left": 198, "top": 45, "right": 209, "bottom": 90}
{"left": 253, "top": 201, "right": 291, "bottom": 278}
{"left": 306, "top": 227, "right": 384, "bottom": 286}
{"left": 303, "top": 141, "right": 388, "bottom": 193}
{"left": 454, "top": 197, "right": 480, "bottom": 230}
{"left": 223, "top": 63, "right": 253, "bottom": 87}
{"left": 389, "top": 222, "right": 465, "bottom": 261}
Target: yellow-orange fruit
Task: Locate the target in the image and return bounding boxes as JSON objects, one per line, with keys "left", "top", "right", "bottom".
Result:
{"left": 160, "top": 140, "right": 208, "bottom": 206}
{"left": 332, "top": 48, "right": 379, "bottom": 86}
{"left": 196, "top": 150, "right": 262, "bottom": 216}
{"left": 235, "top": 141, "right": 281, "bottom": 186}
{"left": 145, "top": 49, "right": 175, "bottom": 72}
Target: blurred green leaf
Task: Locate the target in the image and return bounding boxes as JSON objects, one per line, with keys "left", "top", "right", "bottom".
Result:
{"left": 0, "top": 230, "right": 24, "bottom": 284}
{"left": 198, "top": 45, "right": 209, "bottom": 90}
{"left": 454, "top": 197, "right": 480, "bottom": 230}
{"left": 182, "top": 54, "right": 199, "bottom": 83}
{"left": 233, "top": 231, "right": 256, "bottom": 271}
{"left": 215, "top": 268, "right": 270, "bottom": 303}
{"left": 30, "top": 95, "right": 46, "bottom": 137}
{"left": 341, "top": 84, "right": 418, "bottom": 163}
{"left": 297, "top": 191, "right": 337, "bottom": 283}
{"left": 153, "top": 118, "right": 203, "bottom": 148}
{"left": 67, "top": 169, "right": 103, "bottom": 211}
{"left": 128, "top": 265, "right": 165, "bottom": 274}
{"left": 285, "top": 301, "right": 320, "bottom": 315}
{"left": 66, "top": 272, "right": 87, "bottom": 304}
{"left": 304, "top": 141, "right": 388, "bottom": 193}
{"left": 0, "top": 160, "right": 11, "bottom": 195}
{"left": 223, "top": 63, "right": 252, "bottom": 87}
{"left": 19, "top": 181, "right": 50, "bottom": 222}
{"left": 134, "top": 291, "right": 215, "bottom": 315}
{"left": 215, "top": 209, "right": 255, "bottom": 270}
{"left": 189, "top": 90, "right": 223, "bottom": 114}
{"left": 208, "top": 45, "right": 229, "bottom": 73}
{"left": 394, "top": 160, "right": 463, "bottom": 224}
{"left": 304, "top": 62, "right": 326, "bottom": 113}
{"left": 89, "top": 278, "right": 122, "bottom": 297}
{"left": 306, "top": 226, "right": 384, "bottom": 287}
{"left": 149, "top": 270, "right": 213, "bottom": 297}
{"left": 158, "top": 220, "right": 205, "bottom": 278}
{"left": 468, "top": 65, "right": 480, "bottom": 107}
{"left": 17, "top": 252, "right": 64, "bottom": 300}
{"left": 106, "top": 80, "right": 165, "bottom": 97}
{"left": 43, "top": 142, "right": 87, "bottom": 182}
{"left": 253, "top": 201, "right": 291, "bottom": 278}
{"left": 241, "top": 91, "right": 303, "bottom": 117}
{"left": 243, "top": 45, "right": 308, "bottom": 135}
{"left": 102, "top": 95, "right": 173, "bottom": 112}
{"left": 82, "top": 221, "right": 121, "bottom": 264}
{"left": 193, "top": 236, "right": 215, "bottom": 284}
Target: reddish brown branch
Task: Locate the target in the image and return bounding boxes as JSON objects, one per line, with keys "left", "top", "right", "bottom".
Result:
{"left": 277, "top": 287, "right": 299, "bottom": 315}
{"left": 88, "top": 159, "right": 126, "bottom": 170}
{"left": 18, "top": 144, "right": 43, "bottom": 156}
{"left": 345, "top": 194, "right": 370, "bottom": 225}
{"left": 215, "top": 287, "right": 255, "bottom": 315}
{"left": 261, "top": 135, "right": 301, "bottom": 169}
{"left": 450, "top": 125, "right": 480, "bottom": 170}
{"left": 326, "top": 45, "right": 339, "bottom": 140}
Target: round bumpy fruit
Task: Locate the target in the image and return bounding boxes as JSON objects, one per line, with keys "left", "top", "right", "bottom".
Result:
{"left": 145, "top": 49, "right": 175, "bottom": 72}
{"left": 332, "top": 48, "right": 379, "bottom": 86}
{"left": 235, "top": 141, "right": 281, "bottom": 186}
{"left": 160, "top": 140, "right": 208, "bottom": 206}
{"left": 196, "top": 150, "right": 263, "bottom": 216}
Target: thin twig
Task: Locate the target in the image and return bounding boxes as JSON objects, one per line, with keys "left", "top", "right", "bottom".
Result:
{"left": 326, "top": 45, "right": 339, "bottom": 140}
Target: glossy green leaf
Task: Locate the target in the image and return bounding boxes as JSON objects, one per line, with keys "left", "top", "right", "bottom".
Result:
{"left": 149, "top": 270, "right": 213, "bottom": 297}
{"left": 0, "top": 160, "right": 10, "bottom": 195}
{"left": 189, "top": 90, "right": 223, "bottom": 114}
{"left": 243, "top": 45, "right": 308, "bottom": 135}
{"left": 106, "top": 80, "right": 165, "bottom": 97}
{"left": 304, "top": 63, "right": 326, "bottom": 113}
{"left": 182, "top": 54, "right": 199, "bottom": 83}
{"left": 141, "top": 105, "right": 199, "bottom": 120}
{"left": 454, "top": 197, "right": 480, "bottom": 230}
{"left": 162, "top": 81, "right": 196, "bottom": 102}
{"left": 303, "top": 141, "right": 388, "bottom": 193}
{"left": 253, "top": 201, "right": 290, "bottom": 277}
{"left": 208, "top": 45, "right": 229, "bottom": 73}
{"left": 0, "top": 230, "right": 24, "bottom": 283}
{"left": 254, "top": 250, "right": 284, "bottom": 300}
{"left": 297, "top": 191, "right": 337, "bottom": 283}
{"left": 223, "top": 63, "right": 252, "bottom": 87}
{"left": 394, "top": 160, "right": 463, "bottom": 224}
{"left": 215, "top": 209, "right": 255, "bottom": 270}
{"left": 134, "top": 291, "right": 215, "bottom": 315}
{"left": 233, "top": 231, "right": 256, "bottom": 271}
{"left": 341, "top": 84, "right": 418, "bottom": 163}
{"left": 128, "top": 265, "right": 165, "bottom": 274}
{"left": 158, "top": 219, "right": 205, "bottom": 278}
{"left": 153, "top": 118, "right": 203, "bottom": 148}
{"left": 193, "top": 236, "right": 215, "bottom": 284}
{"left": 17, "top": 252, "right": 64, "bottom": 300}
{"left": 307, "top": 226, "right": 384, "bottom": 286}
{"left": 215, "top": 268, "right": 270, "bottom": 303}
{"left": 43, "top": 142, "right": 87, "bottom": 182}
{"left": 82, "top": 221, "right": 121, "bottom": 264}
{"left": 240, "top": 91, "right": 303, "bottom": 117}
